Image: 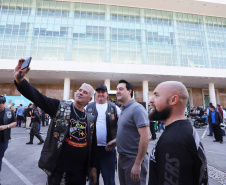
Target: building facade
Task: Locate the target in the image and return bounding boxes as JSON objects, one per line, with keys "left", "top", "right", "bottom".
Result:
{"left": 1, "top": 0, "right": 226, "bottom": 110}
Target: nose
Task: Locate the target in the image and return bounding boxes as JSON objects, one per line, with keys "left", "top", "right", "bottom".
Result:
{"left": 149, "top": 98, "right": 154, "bottom": 104}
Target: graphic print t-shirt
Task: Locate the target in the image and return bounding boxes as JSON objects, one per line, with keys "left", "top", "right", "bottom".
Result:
{"left": 149, "top": 119, "right": 208, "bottom": 185}
{"left": 57, "top": 105, "right": 89, "bottom": 172}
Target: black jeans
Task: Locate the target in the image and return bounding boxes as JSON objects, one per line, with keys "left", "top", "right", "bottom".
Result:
{"left": 212, "top": 124, "right": 223, "bottom": 141}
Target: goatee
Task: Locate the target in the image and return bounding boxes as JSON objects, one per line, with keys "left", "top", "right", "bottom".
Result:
{"left": 149, "top": 105, "right": 172, "bottom": 121}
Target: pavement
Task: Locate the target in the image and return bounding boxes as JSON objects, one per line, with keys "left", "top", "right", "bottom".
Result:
{"left": 1, "top": 122, "right": 226, "bottom": 185}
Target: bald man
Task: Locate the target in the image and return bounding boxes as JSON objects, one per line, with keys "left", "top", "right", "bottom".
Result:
{"left": 148, "top": 81, "right": 208, "bottom": 185}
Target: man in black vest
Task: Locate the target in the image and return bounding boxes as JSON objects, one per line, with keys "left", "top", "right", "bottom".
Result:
{"left": 0, "top": 96, "right": 16, "bottom": 175}
{"left": 14, "top": 59, "right": 98, "bottom": 185}
{"left": 86, "top": 84, "right": 121, "bottom": 185}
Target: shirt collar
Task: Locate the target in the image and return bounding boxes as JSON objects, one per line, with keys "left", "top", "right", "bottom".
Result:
{"left": 121, "top": 99, "right": 135, "bottom": 110}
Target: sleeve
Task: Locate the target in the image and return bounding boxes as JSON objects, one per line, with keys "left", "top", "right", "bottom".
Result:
{"left": 132, "top": 106, "right": 149, "bottom": 128}
{"left": 218, "top": 111, "right": 223, "bottom": 124}
{"left": 156, "top": 141, "right": 196, "bottom": 185}
{"left": 14, "top": 79, "right": 60, "bottom": 118}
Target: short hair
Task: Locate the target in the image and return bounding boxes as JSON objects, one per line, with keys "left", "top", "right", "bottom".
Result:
{"left": 20, "top": 104, "right": 22, "bottom": 106}
{"left": 217, "top": 104, "right": 220, "bottom": 107}
{"left": 210, "top": 105, "right": 215, "bottom": 109}
{"left": 118, "top": 79, "right": 134, "bottom": 98}
{"left": 81, "top": 83, "right": 95, "bottom": 97}
{"left": 33, "top": 104, "right": 37, "bottom": 108}
{"left": 28, "top": 103, "right": 32, "bottom": 107}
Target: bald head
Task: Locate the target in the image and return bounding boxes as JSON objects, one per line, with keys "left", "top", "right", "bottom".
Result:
{"left": 149, "top": 81, "right": 189, "bottom": 125}
{"left": 157, "top": 81, "right": 189, "bottom": 106}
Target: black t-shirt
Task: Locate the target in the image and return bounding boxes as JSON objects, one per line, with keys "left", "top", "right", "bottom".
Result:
{"left": 15, "top": 79, "right": 94, "bottom": 176}
{"left": 26, "top": 107, "right": 32, "bottom": 117}
{"left": 149, "top": 119, "right": 208, "bottom": 185}
{"left": 57, "top": 105, "right": 88, "bottom": 172}
{"left": 0, "top": 109, "right": 5, "bottom": 141}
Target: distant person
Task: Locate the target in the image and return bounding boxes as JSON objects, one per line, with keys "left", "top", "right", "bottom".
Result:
{"left": 148, "top": 81, "right": 208, "bottom": 185}
{"left": 0, "top": 96, "right": 16, "bottom": 174}
{"left": 16, "top": 104, "right": 24, "bottom": 127}
{"left": 10, "top": 103, "right": 15, "bottom": 111}
{"left": 25, "top": 103, "right": 33, "bottom": 129}
{"left": 209, "top": 105, "right": 223, "bottom": 144}
{"left": 26, "top": 104, "right": 44, "bottom": 145}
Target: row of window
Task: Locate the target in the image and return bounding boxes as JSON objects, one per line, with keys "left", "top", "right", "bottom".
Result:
{"left": 1, "top": 6, "right": 226, "bottom": 26}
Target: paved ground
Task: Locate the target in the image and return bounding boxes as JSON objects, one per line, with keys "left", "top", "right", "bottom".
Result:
{"left": 1, "top": 122, "right": 226, "bottom": 185}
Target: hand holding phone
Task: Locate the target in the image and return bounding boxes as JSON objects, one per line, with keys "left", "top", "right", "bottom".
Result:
{"left": 21, "top": 57, "right": 32, "bottom": 70}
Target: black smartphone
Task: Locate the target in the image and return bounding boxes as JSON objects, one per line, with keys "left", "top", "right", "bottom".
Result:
{"left": 21, "top": 57, "right": 32, "bottom": 70}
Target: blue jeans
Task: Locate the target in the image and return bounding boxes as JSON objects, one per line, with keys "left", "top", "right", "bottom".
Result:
{"left": 201, "top": 115, "right": 208, "bottom": 124}
{"left": 0, "top": 141, "right": 8, "bottom": 171}
{"left": 90, "top": 146, "right": 116, "bottom": 185}
{"left": 158, "top": 122, "right": 165, "bottom": 132}
{"left": 38, "top": 124, "right": 41, "bottom": 133}
{"left": 209, "top": 123, "right": 213, "bottom": 136}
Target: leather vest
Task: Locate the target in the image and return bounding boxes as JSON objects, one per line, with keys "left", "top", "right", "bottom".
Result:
{"left": 86, "top": 101, "right": 118, "bottom": 143}
{"left": 38, "top": 102, "right": 95, "bottom": 176}
{"left": 2, "top": 108, "right": 15, "bottom": 141}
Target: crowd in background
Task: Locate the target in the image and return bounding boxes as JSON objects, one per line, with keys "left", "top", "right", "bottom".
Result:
{"left": 4, "top": 101, "right": 51, "bottom": 129}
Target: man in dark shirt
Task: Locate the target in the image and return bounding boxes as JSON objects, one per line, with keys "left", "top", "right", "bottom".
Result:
{"left": 0, "top": 96, "right": 17, "bottom": 175}
{"left": 25, "top": 103, "right": 33, "bottom": 129}
{"left": 148, "top": 81, "right": 208, "bottom": 185}
{"left": 14, "top": 59, "right": 97, "bottom": 185}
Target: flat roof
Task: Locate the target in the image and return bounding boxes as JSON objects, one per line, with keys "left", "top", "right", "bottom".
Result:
{"left": 56, "top": 0, "right": 226, "bottom": 18}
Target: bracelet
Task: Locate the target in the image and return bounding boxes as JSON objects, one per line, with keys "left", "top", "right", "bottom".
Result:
{"left": 7, "top": 125, "right": 9, "bottom": 129}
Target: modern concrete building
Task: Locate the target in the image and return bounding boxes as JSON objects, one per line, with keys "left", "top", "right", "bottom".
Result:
{"left": 1, "top": 0, "right": 226, "bottom": 110}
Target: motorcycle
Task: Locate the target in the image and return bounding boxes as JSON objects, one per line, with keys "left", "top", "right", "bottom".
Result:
{"left": 220, "top": 123, "right": 226, "bottom": 136}
{"left": 193, "top": 116, "right": 207, "bottom": 128}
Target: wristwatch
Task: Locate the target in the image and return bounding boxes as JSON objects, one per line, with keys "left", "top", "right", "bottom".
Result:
{"left": 7, "top": 125, "right": 9, "bottom": 129}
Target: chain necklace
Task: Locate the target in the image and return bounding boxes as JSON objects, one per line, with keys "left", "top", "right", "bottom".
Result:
{"left": 73, "top": 105, "right": 86, "bottom": 120}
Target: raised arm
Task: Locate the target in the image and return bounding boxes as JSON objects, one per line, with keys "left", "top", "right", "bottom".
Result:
{"left": 14, "top": 59, "right": 60, "bottom": 117}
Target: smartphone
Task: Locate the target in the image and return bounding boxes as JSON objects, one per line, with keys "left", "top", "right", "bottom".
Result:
{"left": 21, "top": 57, "right": 32, "bottom": 70}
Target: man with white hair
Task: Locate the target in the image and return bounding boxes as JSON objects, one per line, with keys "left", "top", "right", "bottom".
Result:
{"left": 14, "top": 59, "right": 98, "bottom": 185}
{"left": 148, "top": 81, "right": 208, "bottom": 185}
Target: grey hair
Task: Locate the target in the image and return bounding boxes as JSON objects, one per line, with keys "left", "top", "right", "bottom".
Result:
{"left": 82, "top": 83, "right": 95, "bottom": 97}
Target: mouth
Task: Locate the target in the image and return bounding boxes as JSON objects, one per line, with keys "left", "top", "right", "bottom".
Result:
{"left": 77, "top": 95, "right": 83, "bottom": 99}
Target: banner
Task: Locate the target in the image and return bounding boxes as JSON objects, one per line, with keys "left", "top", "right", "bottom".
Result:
{"left": 5, "top": 96, "right": 33, "bottom": 108}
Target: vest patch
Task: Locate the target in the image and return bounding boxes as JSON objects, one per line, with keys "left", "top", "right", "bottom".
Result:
{"left": 6, "top": 111, "right": 12, "bottom": 119}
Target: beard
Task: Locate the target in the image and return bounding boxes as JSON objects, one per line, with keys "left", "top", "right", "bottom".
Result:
{"left": 149, "top": 104, "right": 172, "bottom": 121}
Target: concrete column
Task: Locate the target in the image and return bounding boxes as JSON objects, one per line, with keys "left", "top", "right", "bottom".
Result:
{"left": 216, "top": 90, "right": 220, "bottom": 105}
{"left": 189, "top": 89, "right": 193, "bottom": 108}
{"left": 142, "top": 80, "right": 148, "bottom": 110}
{"left": 25, "top": 0, "right": 36, "bottom": 57}
{"left": 63, "top": 78, "right": 70, "bottom": 100}
{"left": 140, "top": 9, "right": 147, "bottom": 64}
{"left": 104, "top": 79, "right": 110, "bottom": 91}
{"left": 105, "top": 5, "right": 111, "bottom": 63}
{"left": 172, "top": 13, "right": 181, "bottom": 66}
{"left": 209, "top": 83, "right": 216, "bottom": 106}
{"left": 65, "top": 3, "right": 74, "bottom": 61}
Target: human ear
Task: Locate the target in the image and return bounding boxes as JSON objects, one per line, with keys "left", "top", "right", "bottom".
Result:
{"left": 170, "top": 95, "right": 179, "bottom": 105}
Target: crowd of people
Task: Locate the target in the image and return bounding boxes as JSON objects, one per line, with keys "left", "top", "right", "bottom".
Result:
{"left": 0, "top": 58, "right": 212, "bottom": 185}
{"left": 190, "top": 104, "right": 225, "bottom": 143}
